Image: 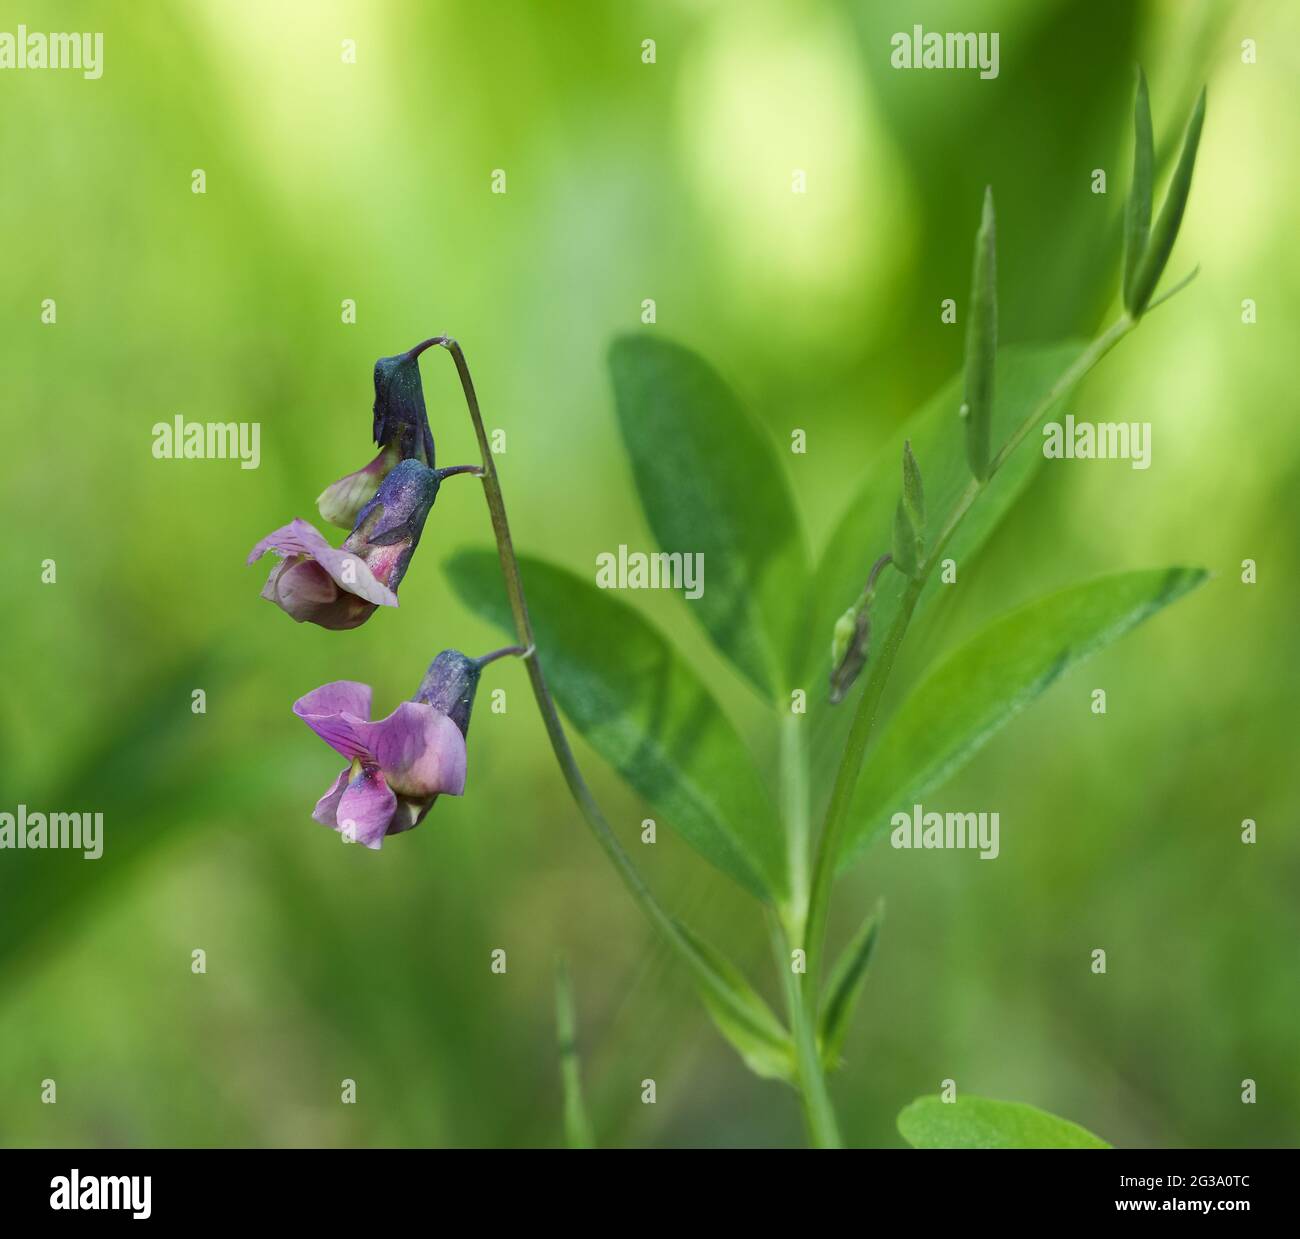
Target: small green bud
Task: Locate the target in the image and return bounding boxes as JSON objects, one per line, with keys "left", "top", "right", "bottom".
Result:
{"left": 831, "top": 608, "right": 856, "bottom": 671}
{"left": 829, "top": 607, "right": 871, "bottom": 706}
{"left": 828, "top": 552, "right": 893, "bottom": 705}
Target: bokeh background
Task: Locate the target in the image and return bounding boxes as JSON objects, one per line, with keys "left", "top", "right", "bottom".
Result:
{"left": 1, "top": 0, "right": 1296, "bottom": 1148}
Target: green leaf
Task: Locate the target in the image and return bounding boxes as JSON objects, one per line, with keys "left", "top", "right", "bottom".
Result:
{"left": 607, "top": 335, "right": 810, "bottom": 699}
{"left": 446, "top": 549, "right": 788, "bottom": 901}
{"left": 891, "top": 442, "right": 925, "bottom": 578}
{"left": 1129, "top": 86, "right": 1206, "bottom": 317}
{"left": 898, "top": 1095, "right": 1111, "bottom": 1149}
{"left": 960, "top": 186, "right": 998, "bottom": 481}
{"left": 554, "top": 957, "right": 596, "bottom": 1148}
{"left": 1122, "top": 66, "right": 1155, "bottom": 313}
{"left": 675, "top": 922, "right": 796, "bottom": 1083}
{"left": 900, "top": 439, "right": 925, "bottom": 536}
{"left": 806, "top": 341, "right": 1085, "bottom": 805}
{"left": 836, "top": 568, "right": 1206, "bottom": 874}
{"left": 818, "top": 899, "right": 883, "bottom": 1070}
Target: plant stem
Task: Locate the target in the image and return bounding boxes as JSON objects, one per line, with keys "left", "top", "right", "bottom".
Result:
{"left": 767, "top": 913, "right": 842, "bottom": 1147}
{"left": 431, "top": 335, "right": 846, "bottom": 1146}
{"left": 802, "top": 313, "right": 1137, "bottom": 993}
{"left": 779, "top": 712, "right": 810, "bottom": 938}
{"left": 425, "top": 338, "right": 677, "bottom": 935}
{"left": 554, "top": 956, "right": 596, "bottom": 1149}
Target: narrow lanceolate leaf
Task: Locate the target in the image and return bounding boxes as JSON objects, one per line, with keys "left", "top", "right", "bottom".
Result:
{"left": 818, "top": 900, "right": 883, "bottom": 1070}
{"left": 900, "top": 440, "right": 925, "bottom": 535}
{"left": 836, "top": 568, "right": 1207, "bottom": 874}
{"left": 960, "top": 186, "right": 998, "bottom": 481}
{"left": 446, "top": 550, "right": 788, "bottom": 901}
{"left": 1122, "top": 66, "right": 1155, "bottom": 313}
{"left": 675, "top": 922, "right": 796, "bottom": 1083}
{"left": 1129, "top": 86, "right": 1206, "bottom": 317}
{"left": 554, "top": 958, "right": 596, "bottom": 1149}
{"left": 608, "top": 336, "right": 810, "bottom": 699}
{"left": 891, "top": 500, "right": 919, "bottom": 579}
{"left": 891, "top": 442, "right": 925, "bottom": 577}
{"left": 898, "top": 1096, "right": 1111, "bottom": 1149}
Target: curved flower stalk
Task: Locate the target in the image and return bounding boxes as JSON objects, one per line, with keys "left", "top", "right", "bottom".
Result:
{"left": 295, "top": 645, "right": 522, "bottom": 848}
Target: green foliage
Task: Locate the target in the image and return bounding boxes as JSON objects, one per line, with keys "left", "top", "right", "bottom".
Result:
{"left": 891, "top": 441, "right": 925, "bottom": 579}
{"left": 818, "top": 900, "right": 882, "bottom": 1070}
{"left": 674, "top": 922, "right": 796, "bottom": 1083}
{"left": 836, "top": 568, "right": 1207, "bottom": 874}
{"left": 1128, "top": 85, "right": 1207, "bottom": 316}
{"left": 607, "top": 336, "right": 810, "bottom": 699}
{"left": 898, "top": 1095, "right": 1111, "bottom": 1149}
{"left": 554, "top": 958, "right": 596, "bottom": 1148}
{"left": 806, "top": 341, "right": 1084, "bottom": 793}
{"left": 1122, "top": 67, "right": 1155, "bottom": 313}
{"left": 446, "top": 550, "right": 787, "bottom": 901}
{"left": 960, "top": 187, "right": 998, "bottom": 481}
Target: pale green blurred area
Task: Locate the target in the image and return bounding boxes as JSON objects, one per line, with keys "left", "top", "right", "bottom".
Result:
{"left": 0, "top": 0, "right": 1296, "bottom": 1148}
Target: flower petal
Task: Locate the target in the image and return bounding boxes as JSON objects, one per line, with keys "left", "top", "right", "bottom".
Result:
{"left": 336, "top": 766, "right": 397, "bottom": 849}
{"left": 248, "top": 518, "right": 398, "bottom": 608}
{"left": 293, "top": 682, "right": 374, "bottom": 760}
{"left": 387, "top": 795, "right": 435, "bottom": 836}
{"left": 350, "top": 701, "right": 468, "bottom": 799}
{"left": 311, "top": 768, "right": 350, "bottom": 826}
{"left": 248, "top": 518, "right": 333, "bottom": 565}
{"left": 317, "top": 445, "right": 400, "bottom": 531}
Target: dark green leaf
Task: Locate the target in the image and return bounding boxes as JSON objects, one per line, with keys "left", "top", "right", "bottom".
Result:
{"left": 1122, "top": 66, "right": 1155, "bottom": 313}
{"left": 898, "top": 1095, "right": 1111, "bottom": 1149}
{"left": 960, "top": 186, "right": 998, "bottom": 480}
{"left": 446, "top": 550, "right": 787, "bottom": 901}
{"left": 1129, "top": 86, "right": 1206, "bottom": 316}
{"left": 819, "top": 899, "right": 883, "bottom": 1069}
{"left": 836, "top": 568, "right": 1206, "bottom": 874}
{"left": 607, "top": 335, "right": 809, "bottom": 699}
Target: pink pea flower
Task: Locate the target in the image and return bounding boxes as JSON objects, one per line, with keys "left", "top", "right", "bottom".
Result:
{"left": 248, "top": 459, "right": 444, "bottom": 631}
{"left": 294, "top": 651, "right": 485, "bottom": 848}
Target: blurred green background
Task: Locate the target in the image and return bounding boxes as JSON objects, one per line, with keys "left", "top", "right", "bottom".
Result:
{"left": 1, "top": 0, "right": 1296, "bottom": 1148}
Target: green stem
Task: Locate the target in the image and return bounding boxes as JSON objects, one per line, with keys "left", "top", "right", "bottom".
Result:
{"left": 803, "top": 313, "right": 1138, "bottom": 993}
{"left": 554, "top": 956, "right": 596, "bottom": 1149}
{"left": 428, "top": 338, "right": 679, "bottom": 939}
{"left": 768, "top": 914, "right": 842, "bottom": 1147}
{"left": 429, "top": 337, "right": 798, "bottom": 1081}
{"left": 779, "top": 712, "right": 810, "bottom": 939}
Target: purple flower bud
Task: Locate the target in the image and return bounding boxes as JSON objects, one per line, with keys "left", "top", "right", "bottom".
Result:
{"left": 373, "top": 349, "right": 436, "bottom": 467}
{"left": 316, "top": 344, "right": 437, "bottom": 529}
{"left": 415, "top": 650, "right": 483, "bottom": 738}
{"left": 249, "top": 460, "right": 442, "bottom": 630}
{"left": 294, "top": 677, "right": 469, "bottom": 848}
